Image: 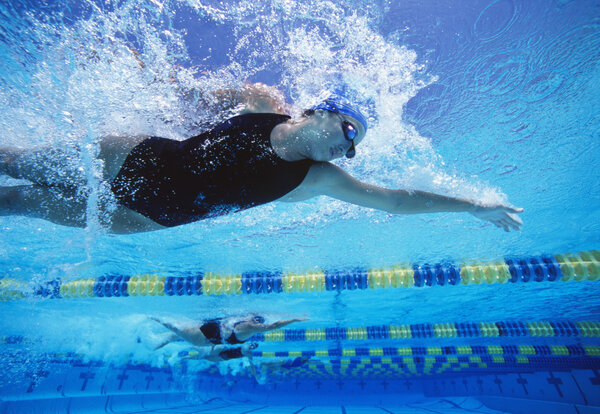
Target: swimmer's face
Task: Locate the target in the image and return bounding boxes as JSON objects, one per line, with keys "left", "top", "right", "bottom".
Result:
{"left": 303, "top": 110, "right": 366, "bottom": 162}
{"left": 252, "top": 315, "right": 265, "bottom": 324}
{"left": 242, "top": 342, "right": 259, "bottom": 356}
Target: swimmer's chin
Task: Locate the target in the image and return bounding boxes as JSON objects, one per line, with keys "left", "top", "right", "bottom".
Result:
{"left": 310, "top": 154, "right": 335, "bottom": 162}
{"left": 318, "top": 149, "right": 343, "bottom": 162}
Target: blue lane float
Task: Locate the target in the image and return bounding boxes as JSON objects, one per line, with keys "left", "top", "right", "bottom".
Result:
{"left": 0, "top": 250, "right": 598, "bottom": 300}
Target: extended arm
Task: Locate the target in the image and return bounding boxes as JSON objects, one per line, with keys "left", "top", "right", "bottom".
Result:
{"left": 293, "top": 162, "right": 523, "bottom": 231}
{"left": 236, "top": 318, "right": 309, "bottom": 339}
{"left": 261, "top": 318, "right": 309, "bottom": 332}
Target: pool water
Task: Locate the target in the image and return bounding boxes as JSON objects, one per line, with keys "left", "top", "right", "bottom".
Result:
{"left": 1, "top": 0, "right": 599, "bottom": 413}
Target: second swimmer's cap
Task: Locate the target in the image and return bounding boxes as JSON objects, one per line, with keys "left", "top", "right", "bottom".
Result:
{"left": 309, "top": 98, "right": 368, "bottom": 133}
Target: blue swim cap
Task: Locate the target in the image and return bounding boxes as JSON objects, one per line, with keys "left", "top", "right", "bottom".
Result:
{"left": 309, "top": 99, "right": 368, "bottom": 133}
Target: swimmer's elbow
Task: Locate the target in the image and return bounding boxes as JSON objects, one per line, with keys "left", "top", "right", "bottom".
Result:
{"left": 384, "top": 190, "right": 424, "bottom": 215}
{"left": 384, "top": 193, "right": 414, "bottom": 215}
{"left": 306, "top": 164, "right": 425, "bottom": 215}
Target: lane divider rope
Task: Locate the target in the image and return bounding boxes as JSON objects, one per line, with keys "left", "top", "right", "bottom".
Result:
{"left": 252, "top": 320, "right": 600, "bottom": 342}
{"left": 1, "top": 250, "right": 598, "bottom": 300}
{"left": 3, "top": 320, "right": 598, "bottom": 348}
{"left": 4, "top": 344, "right": 598, "bottom": 365}
{"left": 243, "top": 344, "right": 600, "bottom": 359}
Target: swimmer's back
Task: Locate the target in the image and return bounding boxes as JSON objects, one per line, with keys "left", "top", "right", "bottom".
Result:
{"left": 111, "top": 113, "right": 313, "bottom": 227}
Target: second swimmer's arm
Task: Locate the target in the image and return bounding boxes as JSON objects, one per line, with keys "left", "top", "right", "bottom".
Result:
{"left": 298, "top": 162, "right": 523, "bottom": 232}
{"left": 246, "top": 354, "right": 259, "bottom": 382}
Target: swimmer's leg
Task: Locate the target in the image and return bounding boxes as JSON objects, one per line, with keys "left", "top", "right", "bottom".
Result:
{"left": 1, "top": 136, "right": 148, "bottom": 188}
{"left": 154, "top": 333, "right": 180, "bottom": 350}
{"left": 0, "top": 182, "right": 163, "bottom": 232}
{"left": 149, "top": 317, "right": 190, "bottom": 338}
{"left": 98, "top": 135, "right": 148, "bottom": 181}
{"left": 149, "top": 317, "right": 207, "bottom": 346}
{"left": 0, "top": 185, "right": 86, "bottom": 227}
{"left": 0, "top": 146, "right": 85, "bottom": 190}
{"left": 109, "top": 205, "right": 165, "bottom": 234}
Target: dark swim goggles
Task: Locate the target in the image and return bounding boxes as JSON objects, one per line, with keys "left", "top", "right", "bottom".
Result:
{"left": 342, "top": 120, "right": 357, "bottom": 158}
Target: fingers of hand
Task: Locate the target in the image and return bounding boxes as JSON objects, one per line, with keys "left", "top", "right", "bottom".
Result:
{"left": 493, "top": 218, "right": 510, "bottom": 232}
{"left": 507, "top": 206, "right": 524, "bottom": 214}
{"left": 504, "top": 212, "right": 522, "bottom": 230}
{"left": 506, "top": 212, "right": 523, "bottom": 225}
{"left": 491, "top": 220, "right": 503, "bottom": 229}
{"left": 493, "top": 216, "right": 520, "bottom": 232}
{"left": 476, "top": 205, "right": 523, "bottom": 231}
{"left": 498, "top": 219, "right": 515, "bottom": 231}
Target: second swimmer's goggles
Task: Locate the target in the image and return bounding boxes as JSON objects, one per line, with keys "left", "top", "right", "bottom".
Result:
{"left": 253, "top": 315, "right": 265, "bottom": 324}
{"left": 308, "top": 99, "right": 368, "bottom": 159}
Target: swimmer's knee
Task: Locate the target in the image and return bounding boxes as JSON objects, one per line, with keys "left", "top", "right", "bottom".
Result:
{"left": 0, "top": 147, "right": 25, "bottom": 178}
{"left": 0, "top": 185, "right": 87, "bottom": 227}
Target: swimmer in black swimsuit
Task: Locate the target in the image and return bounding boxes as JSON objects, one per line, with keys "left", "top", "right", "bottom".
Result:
{"left": 150, "top": 313, "right": 308, "bottom": 349}
{"left": 0, "top": 83, "right": 523, "bottom": 233}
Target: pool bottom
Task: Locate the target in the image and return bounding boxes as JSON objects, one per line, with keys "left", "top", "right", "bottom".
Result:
{"left": 1, "top": 364, "right": 599, "bottom": 413}
{"left": 0, "top": 395, "right": 507, "bottom": 414}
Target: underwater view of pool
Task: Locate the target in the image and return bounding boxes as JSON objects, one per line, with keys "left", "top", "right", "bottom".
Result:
{"left": 1, "top": 0, "right": 599, "bottom": 412}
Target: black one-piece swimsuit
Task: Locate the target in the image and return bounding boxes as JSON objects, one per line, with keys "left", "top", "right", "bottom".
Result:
{"left": 110, "top": 113, "right": 313, "bottom": 227}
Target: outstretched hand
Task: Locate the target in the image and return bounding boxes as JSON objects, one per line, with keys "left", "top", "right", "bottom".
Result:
{"left": 470, "top": 204, "right": 523, "bottom": 232}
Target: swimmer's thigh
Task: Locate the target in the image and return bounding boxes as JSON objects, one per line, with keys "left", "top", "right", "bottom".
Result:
{"left": 1, "top": 145, "right": 87, "bottom": 189}
{"left": 0, "top": 185, "right": 86, "bottom": 227}
{"left": 109, "top": 205, "right": 166, "bottom": 234}
{"left": 98, "top": 135, "right": 149, "bottom": 181}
